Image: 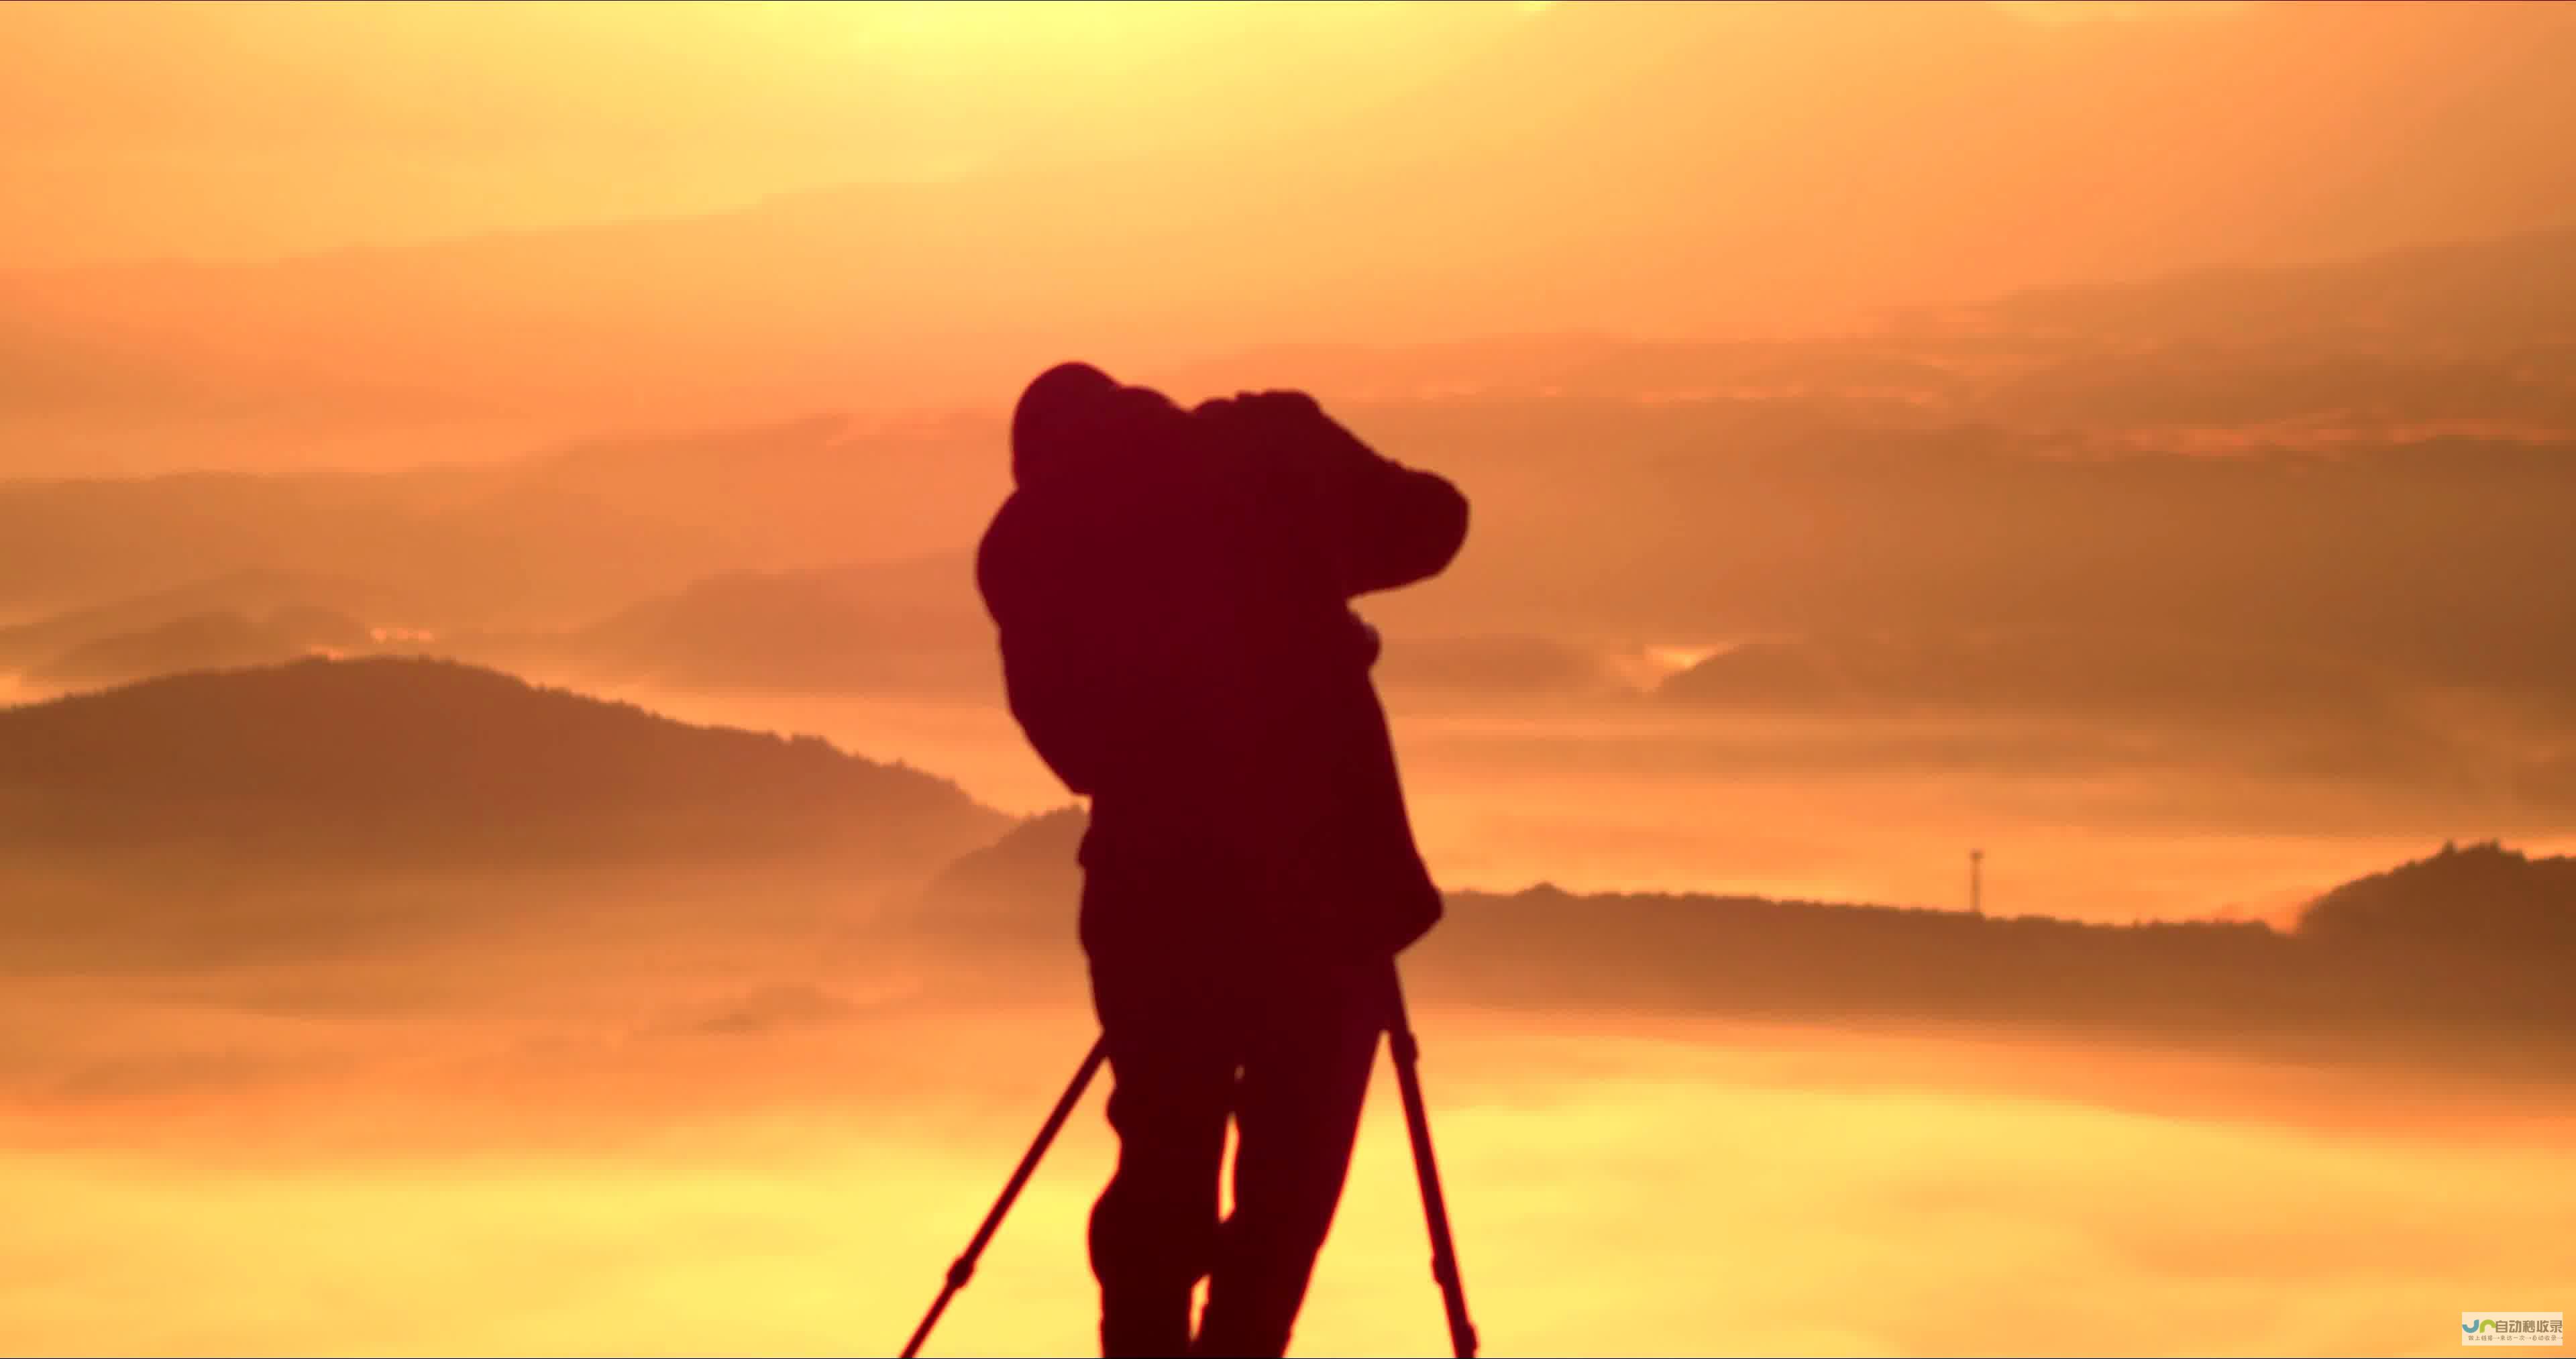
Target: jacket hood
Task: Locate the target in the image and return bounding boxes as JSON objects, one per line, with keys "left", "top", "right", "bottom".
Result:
{"left": 1010, "top": 361, "right": 1183, "bottom": 488}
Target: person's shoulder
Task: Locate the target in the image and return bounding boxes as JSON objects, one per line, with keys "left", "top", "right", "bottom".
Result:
{"left": 977, "top": 489, "right": 1024, "bottom": 547}
{"left": 975, "top": 491, "right": 1038, "bottom": 606}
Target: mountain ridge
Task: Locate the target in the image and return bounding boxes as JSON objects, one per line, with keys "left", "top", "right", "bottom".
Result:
{"left": 0, "top": 655, "right": 1010, "bottom": 869}
{"left": 912, "top": 810, "right": 2576, "bottom": 1058}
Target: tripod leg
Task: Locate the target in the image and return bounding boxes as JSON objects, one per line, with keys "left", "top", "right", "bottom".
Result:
{"left": 900, "top": 1037, "right": 1109, "bottom": 1359}
{"left": 1385, "top": 967, "right": 1479, "bottom": 1359}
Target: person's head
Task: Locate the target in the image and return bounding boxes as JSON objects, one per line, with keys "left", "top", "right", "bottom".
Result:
{"left": 1010, "top": 362, "right": 1183, "bottom": 486}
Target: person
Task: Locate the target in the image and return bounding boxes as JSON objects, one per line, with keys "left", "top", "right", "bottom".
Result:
{"left": 976, "top": 361, "right": 1469, "bottom": 1357}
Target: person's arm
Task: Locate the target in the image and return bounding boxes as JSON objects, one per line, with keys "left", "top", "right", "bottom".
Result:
{"left": 1197, "top": 390, "right": 1470, "bottom": 600}
{"left": 1337, "top": 447, "right": 1469, "bottom": 598}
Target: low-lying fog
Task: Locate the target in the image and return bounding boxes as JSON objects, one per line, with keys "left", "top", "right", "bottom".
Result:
{"left": 6, "top": 633, "right": 2571, "bottom": 1356}
{"left": 3, "top": 870, "right": 2566, "bottom": 1358}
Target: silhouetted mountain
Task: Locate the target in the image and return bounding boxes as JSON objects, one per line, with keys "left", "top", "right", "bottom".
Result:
{"left": 0, "top": 468, "right": 727, "bottom": 628}
{"left": 498, "top": 411, "right": 1007, "bottom": 581}
{"left": 4, "top": 221, "right": 2575, "bottom": 781}
{"left": 29, "top": 606, "right": 370, "bottom": 688}
{"left": 11, "top": 222, "right": 2576, "bottom": 667}
{"left": 0, "top": 568, "right": 392, "bottom": 671}
{"left": 1344, "top": 393, "right": 2576, "bottom": 704}
{"left": 908, "top": 806, "right": 1089, "bottom": 944}
{"left": 2297, "top": 840, "right": 2576, "bottom": 955}
{"left": 0, "top": 415, "right": 998, "bottom": 629}
{"left": 0, "top": 656, "right": 1009, "bottom": 869}
{"left": 537, "top": 555, "right": 991, "bottom": 695}
{"left": 909, "top": 816, "right": 2574, "bottom": 1052}
{"left": 1656, "top": 631, "right": 2410, "bottom": 728}
{"left": 1371, "top": 633, "right": 1630, "bottom": 702}
{"left": 1976, "top": 225, "right": 2576, "bottom": 354}
{"left": 519, "top": 560, "right": 1634, "bottom": 702}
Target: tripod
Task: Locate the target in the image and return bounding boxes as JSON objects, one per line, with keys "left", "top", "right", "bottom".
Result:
{"left": 898, "top": 965, "right": 1479, "bottom": 1358}
{"left": 1381, "top": 969, "right": 1480, "bottom": 1359}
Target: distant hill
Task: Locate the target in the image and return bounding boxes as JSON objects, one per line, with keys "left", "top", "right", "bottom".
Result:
{"left": 0, "top": 467, "right": 729, "bottom": 627}
{"left": 0, "top": 656, "right": 1009, "bottom": 869}
{"left": 908, "top": 816, "right": 2574, "bottom": 1052}
{"left": 0, "top": 415, "right": 1000, "bottom": 629}
{"left": 536, "top": 555, "right": 993, "bottom": 696}
{"left": 10, "top": 225, "right": 2576, "bottom": 679}
{"left": 7, "top": 224, "right": 2576, "bottom": 743}
{"left": 28, "top": 606, "right": 370, "bottom": 688}
{"left": 1371, "top": 632, "right": 1632, "bottom": 702}
{"left": 908, "top": 805, "right": 1089, "bottom": 944}
{"left": 528, "top": 561, "right": 1629, "bottom": 702}
{"left": 2297, "top": 840, "right": 2576, "bottom": 955}
{"left": 1977, "top": 225, "right": 2576, "bottom": 354}
{"left": 1656, "top": 630, "right": 2410, "bottom": 728}
{"left": 0, "top": 568, "right": 393, "bottom": 671}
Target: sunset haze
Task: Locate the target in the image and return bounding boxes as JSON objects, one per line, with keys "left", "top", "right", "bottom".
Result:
{"left": 3, "top": 3, "right": 2572, "bottom": 1357}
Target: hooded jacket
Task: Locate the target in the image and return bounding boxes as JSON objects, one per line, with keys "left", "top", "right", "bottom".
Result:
{"left": 975, "top": 365, "right": 1468, "bottom": 965}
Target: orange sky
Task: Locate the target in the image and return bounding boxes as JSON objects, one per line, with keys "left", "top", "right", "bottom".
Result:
{"left": 6, "top": 1, "right": 2569, "bottom": 282}
{"left": 6, "top": 1, "right": 2575, "bottom": 427}
{"left": 4, "top": 1, "right": 1547, "bottom": 266}
{"left": 4, "top": 17, "right": 2573, "bottom": 1351}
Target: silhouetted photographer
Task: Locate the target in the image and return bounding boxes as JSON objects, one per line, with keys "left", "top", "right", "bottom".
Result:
{"left": 975, "top": 362, "right": 1469, "bottom": 1357}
